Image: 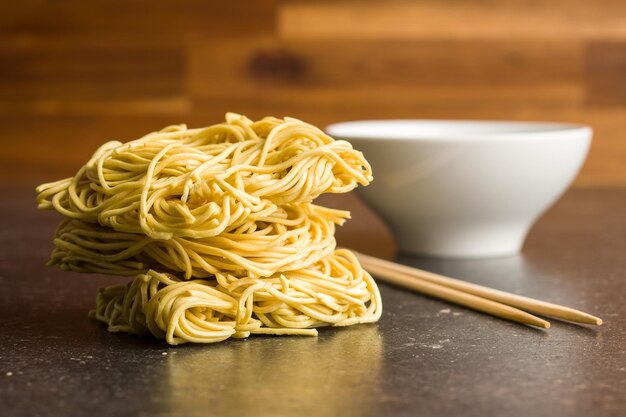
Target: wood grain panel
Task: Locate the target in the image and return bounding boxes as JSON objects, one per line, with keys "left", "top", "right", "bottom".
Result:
{"left": 0, "top": 115, "right": 185, "bottom": 183}
{"left": 575, "top": 109, "right": 626, "bottom": 186}
{"left": 188, "top": 37, "right": 583, "bottom": 107}
{"left": 0, "top": 0, "right": 624, "bottom": 186}
{"left": 1, "top": 0, "right": 276, "bottom": 37}
{"left": 279, "top": 0, "right": 626, "bottom": 40}
{"left": 0, "top": 37, "right": 187, "bottom": 116}
{"left": 585, "top": 42, "right": 626, "bottom": 106}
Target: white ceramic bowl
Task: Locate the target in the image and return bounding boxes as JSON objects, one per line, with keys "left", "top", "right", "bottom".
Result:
{"left": 326, "top": 120, "right": 592, "bottom": 258}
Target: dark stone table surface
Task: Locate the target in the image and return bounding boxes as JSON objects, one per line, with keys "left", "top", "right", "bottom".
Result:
{"left": 1, "top": 186, "right": 624, "bottom": 417}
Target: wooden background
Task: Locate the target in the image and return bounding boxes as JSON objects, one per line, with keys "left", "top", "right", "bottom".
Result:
{"left": 1, "top": 0, "right": 625, "bottom": 185}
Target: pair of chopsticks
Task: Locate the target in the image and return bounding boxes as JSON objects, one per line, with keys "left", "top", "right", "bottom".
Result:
{"left": 355, "top": 251, "right": 602, "bottom": 328}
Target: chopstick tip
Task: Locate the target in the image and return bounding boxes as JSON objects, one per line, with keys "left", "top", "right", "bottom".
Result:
{"left": 595, "top": 318, "right": 603, "bottom": 326}
{"left": 542, "top": 321, "right": 551, "bottom": 329}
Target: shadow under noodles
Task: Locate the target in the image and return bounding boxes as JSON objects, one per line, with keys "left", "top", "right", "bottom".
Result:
{"left": 161, "top": 325, "right": 383, "bottom": 417}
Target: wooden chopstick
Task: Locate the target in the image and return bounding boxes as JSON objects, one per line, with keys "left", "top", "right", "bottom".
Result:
{"left": 359, "top": 255, "right": 550, "bottom": 328}
{"left": 355, "top": 251, "right": 602, "bottom": 327}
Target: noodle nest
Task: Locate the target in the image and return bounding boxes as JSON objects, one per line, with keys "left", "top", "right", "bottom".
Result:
{"left": 37, "top": 113, "right": 382, "bottom": 344}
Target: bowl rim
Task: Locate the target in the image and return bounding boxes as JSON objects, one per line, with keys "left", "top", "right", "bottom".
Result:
{"left": 325, "top": 119, "right": 592, "bottom": 142}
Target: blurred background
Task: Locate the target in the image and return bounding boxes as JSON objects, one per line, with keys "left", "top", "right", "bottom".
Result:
{"left": 1, "top": 0, "right": 625, "bottom": 186}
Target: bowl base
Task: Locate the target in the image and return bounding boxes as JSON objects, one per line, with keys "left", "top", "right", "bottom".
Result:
{"left": 395, "top": 227, "right": 526, "bottom": 259}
